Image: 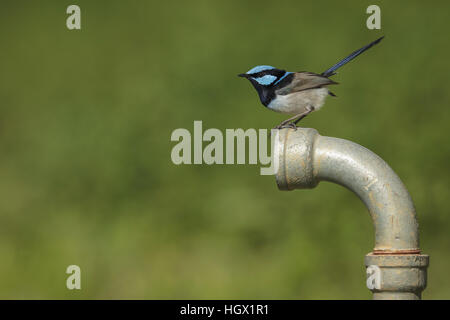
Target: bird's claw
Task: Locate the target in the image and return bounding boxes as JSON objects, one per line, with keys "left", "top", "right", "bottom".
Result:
{"left": 274, "top": 122, "right": 298, "bottom": 130}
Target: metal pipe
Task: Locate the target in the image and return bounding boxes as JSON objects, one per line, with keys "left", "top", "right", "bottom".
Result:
{"left": 275, "top": 128, "right": 429, "bottom": 299}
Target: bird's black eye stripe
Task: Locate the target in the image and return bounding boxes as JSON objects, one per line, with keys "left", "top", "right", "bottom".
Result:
{"left": 248, "top": 69, "right": 286, "bottom": 79}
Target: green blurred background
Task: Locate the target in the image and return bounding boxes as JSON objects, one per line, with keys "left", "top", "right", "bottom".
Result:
{"left": 0, "top": 1, "right": 449, "bottom": 299}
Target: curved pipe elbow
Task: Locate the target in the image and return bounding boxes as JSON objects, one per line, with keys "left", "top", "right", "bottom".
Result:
{"left": 275, "top": 128, "right": 420, "bottom": 253}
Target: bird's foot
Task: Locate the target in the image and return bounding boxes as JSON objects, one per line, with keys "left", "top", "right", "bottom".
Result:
{"left": 274, "top": 122, "right": 297, "bottom": 130}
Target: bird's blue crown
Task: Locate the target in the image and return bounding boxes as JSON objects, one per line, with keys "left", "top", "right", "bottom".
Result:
{"left": 243, "top": 65, "right": 292, "bottom": 87}
{"left": 245, "top": 65, "right": 276, "bottom": 74}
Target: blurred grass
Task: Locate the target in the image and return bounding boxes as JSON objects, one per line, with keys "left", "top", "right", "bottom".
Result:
{"left": 0, "top": 0, "right": 449, "bottom": 299}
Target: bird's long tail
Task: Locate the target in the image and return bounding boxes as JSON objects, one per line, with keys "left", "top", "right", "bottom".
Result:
{"left": 321, "top": 36, "right": 384, "bottom": 77}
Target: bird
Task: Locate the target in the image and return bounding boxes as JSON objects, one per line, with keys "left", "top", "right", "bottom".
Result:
{"left": 238, "top": 36, "right": 384, "bottom": 129}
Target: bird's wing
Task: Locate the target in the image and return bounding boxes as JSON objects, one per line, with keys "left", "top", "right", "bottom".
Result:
{"left": 275, "top": 72, "right": 338, "bottom": 96}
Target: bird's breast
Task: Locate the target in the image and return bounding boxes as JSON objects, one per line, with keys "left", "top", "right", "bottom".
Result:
{"left": 267, "top": 88, "right": 329, "bottom": 114}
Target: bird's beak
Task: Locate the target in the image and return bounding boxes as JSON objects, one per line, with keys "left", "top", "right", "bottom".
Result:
{"left": 238, "top": 73, "right": 248, "bottom": 78}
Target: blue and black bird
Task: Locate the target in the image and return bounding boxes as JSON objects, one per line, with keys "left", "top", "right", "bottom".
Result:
{"left": 238, "top": 36, "right": 384, "bottom": 129}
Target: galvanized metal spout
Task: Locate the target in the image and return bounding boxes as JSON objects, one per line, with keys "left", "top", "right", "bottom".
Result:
{"left": 275, "top": 128, "right": 428, "bottom": 299}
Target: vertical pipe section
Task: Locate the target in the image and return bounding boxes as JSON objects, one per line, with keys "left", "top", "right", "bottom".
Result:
{"left": 275, "top": 128, "right": 428, "bottom": 299}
